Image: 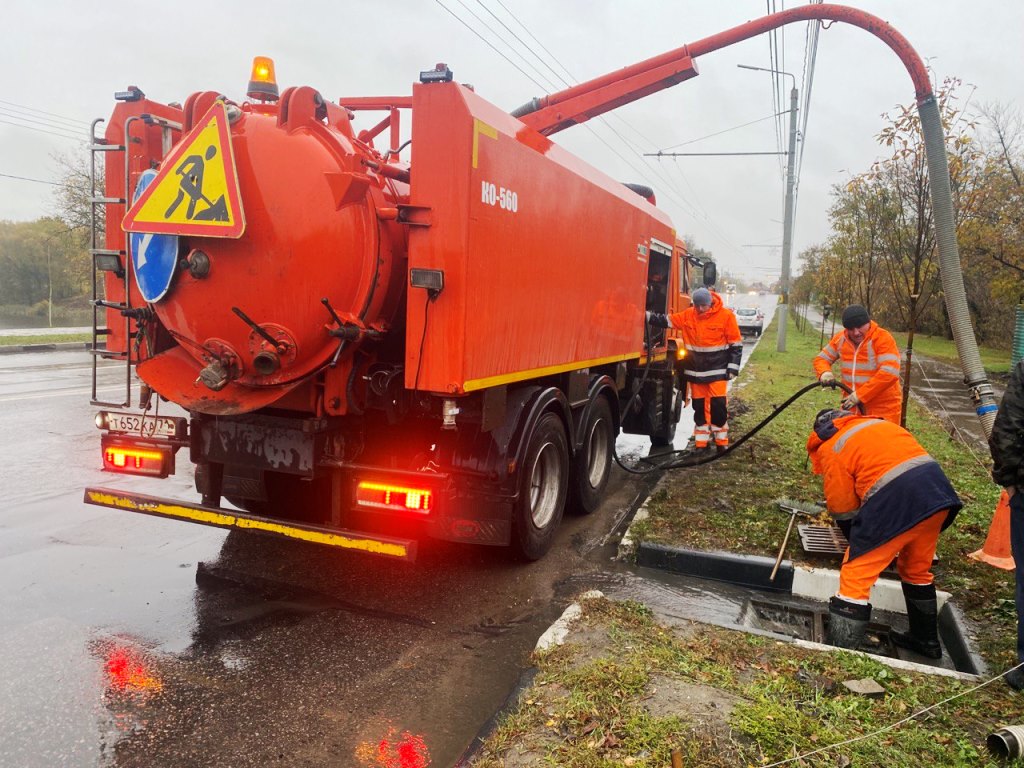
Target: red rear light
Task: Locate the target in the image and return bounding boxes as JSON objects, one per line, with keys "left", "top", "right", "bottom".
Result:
{"left": 356, "top": 481, "right": 433, "bottom": 514}
{"left": 101, "top": 436, "right": 174, "bottom": 478}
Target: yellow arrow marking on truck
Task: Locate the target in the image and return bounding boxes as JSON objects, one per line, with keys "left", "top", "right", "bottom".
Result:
{"left": 472, "top": 119, "right": 498, "bottom": 169}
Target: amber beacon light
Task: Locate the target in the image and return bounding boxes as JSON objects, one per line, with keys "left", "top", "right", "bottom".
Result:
{"left": 247, "top": 56, "right": 279, "bottom": 101}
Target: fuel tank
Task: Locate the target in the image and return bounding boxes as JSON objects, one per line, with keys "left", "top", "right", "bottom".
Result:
{"left": 129, "top": 89, "right": 407, "bottom": 415}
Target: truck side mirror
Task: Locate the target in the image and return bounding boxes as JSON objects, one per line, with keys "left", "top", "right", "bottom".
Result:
{"left": 702, "top": 261, "right": 717, "bottom": 288}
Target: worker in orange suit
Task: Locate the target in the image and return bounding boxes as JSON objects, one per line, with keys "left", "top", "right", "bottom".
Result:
{"left": 647, "top": 287, "right": 742, "bottom": 452}
{"left": 813, "top": 304, "right": 903, "bottom": 424}
{"left": 806, "top": 409, "right": 961, "bottom": 654}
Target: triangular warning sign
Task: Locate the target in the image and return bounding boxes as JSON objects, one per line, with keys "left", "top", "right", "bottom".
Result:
{"left": 123, "top": 101, "right": 245, "bottom": 238}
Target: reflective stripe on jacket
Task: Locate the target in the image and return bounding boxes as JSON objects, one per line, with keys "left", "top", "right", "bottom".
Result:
{"left": 805, "top": 414, "right": 961, "bottom": 561}
{"left": 666, "top": 291, "right": 743, "bottom": 384}
{"left": 813, "top": 321, "right": 903, "bottom": 423}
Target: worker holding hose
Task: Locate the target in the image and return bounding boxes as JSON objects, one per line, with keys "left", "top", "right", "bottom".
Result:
{"left": 813, "top": 304, "right": 903, "bottom": 424}
{"left": 647, "top": 287, "right": 742, "bottom": 452}
{"left": 806, "top": 408, "right": 961, "bottom": 655}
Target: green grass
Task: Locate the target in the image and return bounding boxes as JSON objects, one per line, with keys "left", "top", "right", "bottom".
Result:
{"left": 0, "top": 333, "right": 90, "bottom": 346}
{"left": 474, "top": 598, "right": 1024, "bottom": 767}
{"left": 892, "top": 331, "right": 1012, "bottom": 375}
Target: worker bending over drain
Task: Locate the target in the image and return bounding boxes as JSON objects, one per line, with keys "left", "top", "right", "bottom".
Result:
{"left": 806, "top": 409, "right": 961, "bottom": 656}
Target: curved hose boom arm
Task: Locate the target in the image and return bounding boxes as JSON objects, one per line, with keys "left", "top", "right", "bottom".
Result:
{"left": 513, "top": 4, "right": 998, "bottom": 436}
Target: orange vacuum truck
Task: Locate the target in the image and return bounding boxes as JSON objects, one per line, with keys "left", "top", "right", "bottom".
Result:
{"left": 86, "top": 6, "right": 980, "bottom": 562}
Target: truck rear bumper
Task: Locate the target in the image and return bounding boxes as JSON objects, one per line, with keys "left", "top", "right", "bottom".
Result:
{"left": 83, "top": 487, "right": 417, "bottom": 561}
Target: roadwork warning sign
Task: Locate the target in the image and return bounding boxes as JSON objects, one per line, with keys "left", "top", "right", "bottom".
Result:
{"left": 123, "top": 101, "right": 245, "bottom": 238}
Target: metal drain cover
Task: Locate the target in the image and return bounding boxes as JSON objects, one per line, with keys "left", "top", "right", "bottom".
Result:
{"left": 798, "top": 524, "right": 848, "bottom": 555}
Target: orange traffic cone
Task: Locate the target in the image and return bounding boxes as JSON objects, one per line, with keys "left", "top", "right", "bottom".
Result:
{"left": 969, "top": 490, "right": 1016, "bottom": 570}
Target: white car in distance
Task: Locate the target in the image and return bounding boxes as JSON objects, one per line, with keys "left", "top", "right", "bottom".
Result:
{"left": 735, "top": 306, "right": 764, "bottom": 338}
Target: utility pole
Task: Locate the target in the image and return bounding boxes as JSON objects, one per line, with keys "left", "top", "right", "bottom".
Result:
{"left": 738, "top": 64, "right": 798, "bottom": 351}
{"left": 778, "top": 81, "right": 798, "bottom": 351}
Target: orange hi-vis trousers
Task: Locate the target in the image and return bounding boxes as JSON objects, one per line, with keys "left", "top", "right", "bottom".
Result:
{"left": 838, "top": 510, "right": 949, "bottom": 601}
{"left": 691, "top": 380, "right": 729, "bottom": 448}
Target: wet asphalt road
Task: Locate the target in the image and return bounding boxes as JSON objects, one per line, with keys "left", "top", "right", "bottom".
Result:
{"left": 0, "top": 301, "right": 784, "bottom": 768}
{"left": 0, "top": 350, "right": 665, "bottom": 768}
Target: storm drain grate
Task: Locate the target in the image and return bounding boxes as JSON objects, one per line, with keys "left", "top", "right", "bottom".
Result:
{"left": 739, "top": 598, "right": 897, "bottom": 656}
{"left": 798, "top": 524, "right": 848, "bottom": 555}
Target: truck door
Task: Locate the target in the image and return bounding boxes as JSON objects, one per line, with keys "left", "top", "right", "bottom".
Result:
{"left": 645, "top": 238, "right": 672, "bottom": 349}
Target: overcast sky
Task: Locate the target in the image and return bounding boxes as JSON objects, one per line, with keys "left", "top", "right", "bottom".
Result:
{"left": 2, "top": 1, "right": 1021, "bottom": 281}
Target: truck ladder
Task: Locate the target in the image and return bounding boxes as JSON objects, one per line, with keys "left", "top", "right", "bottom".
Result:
{"left": 88, "top": 113, "right": 180, "bottom": 407}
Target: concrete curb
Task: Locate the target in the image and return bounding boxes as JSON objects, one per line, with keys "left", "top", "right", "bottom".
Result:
{"left": 0, "top": 341, "right": 94, "bottom": 355}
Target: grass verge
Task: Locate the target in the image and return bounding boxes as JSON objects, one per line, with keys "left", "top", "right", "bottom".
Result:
{"left": 0, "top": 333, "right": 90, "bottom": 346}
{"left": 473, "top": 597, "right": 1024, "bottom": 767}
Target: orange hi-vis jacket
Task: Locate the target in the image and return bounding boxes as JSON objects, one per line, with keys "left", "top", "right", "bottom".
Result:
{"left": 813, "top": 321, "right": 903, "bottom": 423}
{"left": 805, "top": 414, "right": 960, "bottom": 561}
{"left": 666, "top": 291, "right": 743, "bottom": 384}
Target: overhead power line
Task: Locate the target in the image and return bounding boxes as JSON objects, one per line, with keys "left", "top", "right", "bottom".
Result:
{"left": 0, "top": 109, "right": 85, "bottom": 139}
{"left": 660, "top": 110, "right": 794, "bottom": 151}
{"left": 0, "top": 117, "right": 83, "bottom": 142}
{"left": 0, "top": 171, "right": 61, "bottom": 186}
{"left": 434, "top": 0, "right": 548, "bottom": 91}
{"left": 0, "top": 99, "right": 91, "bottom": 129}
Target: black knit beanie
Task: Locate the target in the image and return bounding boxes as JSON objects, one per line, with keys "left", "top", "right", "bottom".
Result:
{"left": 841, "top": 304, "right": 870, "bottom": 330}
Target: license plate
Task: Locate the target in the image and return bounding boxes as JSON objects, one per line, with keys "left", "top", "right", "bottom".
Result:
{"left": 100, "top": 410, "right": 185, "bottom": 440}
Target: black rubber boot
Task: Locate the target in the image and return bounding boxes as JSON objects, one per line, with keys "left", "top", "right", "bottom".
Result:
{"left": 890, "top": 582, "right": 942, "bottom": 659}
{"left": 827, "top": 596, "right": 871, "bottom": 649}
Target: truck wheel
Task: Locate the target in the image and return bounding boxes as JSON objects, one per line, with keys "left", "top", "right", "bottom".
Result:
{"left": 650, "top": 387, "right": 681, "bottom": 447}
{"left": 512, "top": 412, "right": 569, "bottom": 560}
{"left": 571, "top": 396, "right": 613, "bottom": 515}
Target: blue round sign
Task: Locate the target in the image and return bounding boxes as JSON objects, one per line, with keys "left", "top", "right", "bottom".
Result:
{"left": 129, "top": 170, "right": 180, "bottom": 303}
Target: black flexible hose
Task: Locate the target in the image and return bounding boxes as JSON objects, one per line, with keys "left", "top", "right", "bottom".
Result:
{"left": 613, "top": 380, "right": 858, "bottom": 475}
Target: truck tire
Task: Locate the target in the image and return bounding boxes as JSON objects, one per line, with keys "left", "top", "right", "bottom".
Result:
{"left": 512, "top": 411, "right": 569, "bottom": 560}
{"left": 571, "top": 396, "right": 613, "bottom": 515}
{"left": 650, "top": 386, "right": 681, "bottom": 447}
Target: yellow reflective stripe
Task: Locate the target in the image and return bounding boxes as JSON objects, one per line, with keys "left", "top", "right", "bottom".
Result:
{"left": 87, "top": 490, "right": 237, "bottom": 526}
{"left": 85, "top": 490, "right": 409, "bottom": 558}
{"left": 463, "top": 351, "right": 652, "bottom": 391}
{"left": 472, "top": 119, "right": 498, "bottom": 169}
{"left": 235, "top": 517, "right": 408, "bottom": 558}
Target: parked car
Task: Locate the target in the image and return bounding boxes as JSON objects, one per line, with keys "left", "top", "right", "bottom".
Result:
{"left": 735, "top": 306, "right": 764, "bottom": 337}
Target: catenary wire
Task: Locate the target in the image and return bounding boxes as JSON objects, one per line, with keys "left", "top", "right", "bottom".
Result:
{"left": 0, "top": 99, "right": 91, "bottom": 129}
{"left": 0, "top": 117, "right": 83, "bottom": 142}
{"left": 475, "top": 0, "right": 571, "bottom": 90}
{"left": 0, "top": 171, "right": 61, "bottom": 186}
{"left": 433, "top": 0, "right": 548, "bottom": 91}
{"left": 0, "top": 108, "right": 88, "bottom": 139}
{"left": 451, "top": 0, "right": 560, "bottom": 91}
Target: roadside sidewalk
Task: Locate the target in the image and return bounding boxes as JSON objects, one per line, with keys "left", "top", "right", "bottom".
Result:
{"left": 0, "top": 340, "right": 93, "bottom": 355}
{"left": 0, "top": 325, "right": 94, "bottom": 355}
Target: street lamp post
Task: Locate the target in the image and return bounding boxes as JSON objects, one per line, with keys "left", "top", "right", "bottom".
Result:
{"left": 738, "top": 64, "right": 798, "bottom": 352}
